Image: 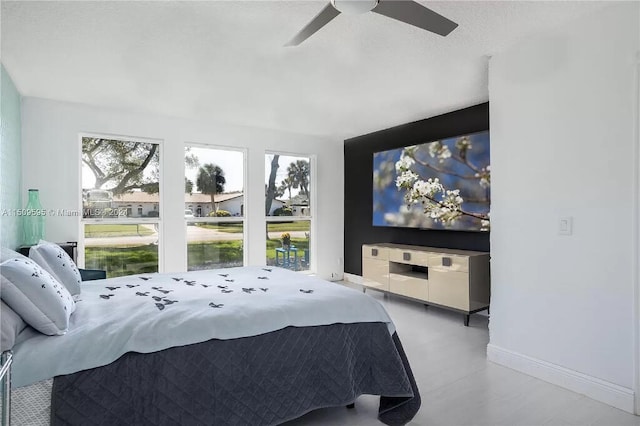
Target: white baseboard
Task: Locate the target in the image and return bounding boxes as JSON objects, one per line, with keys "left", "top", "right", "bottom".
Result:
{"left": 343, "top": 273, "right": 362, "bottom": 285}
{"left": 487, "top": 344, "right": 635, "bottom": 413}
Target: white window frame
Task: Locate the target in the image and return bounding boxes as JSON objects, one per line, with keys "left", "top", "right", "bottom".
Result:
{"left": 184, "top": 143, "right": 248, "bottom": 269}
{"left": 265, "top": 151, "right": 316, "bottom": 274}
{"left": 78, "top": 133, "right": 164, "bottom": 273}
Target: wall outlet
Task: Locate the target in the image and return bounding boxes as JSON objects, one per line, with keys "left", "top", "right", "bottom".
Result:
{"left": 559, "top": 216, "right": 573, "bottom": 236}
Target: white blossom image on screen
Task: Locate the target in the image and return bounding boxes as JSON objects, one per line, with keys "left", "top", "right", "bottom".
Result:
{"left": 388, "top": 135, "right": 491, "bottom": 230}
{"left": 427, "top": 141, "right": 452, "bottom": 163}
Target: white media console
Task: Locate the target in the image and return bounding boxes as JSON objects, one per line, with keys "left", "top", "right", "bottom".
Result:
{"left": 362, "top": 243, "right": 491, "bottom": 326}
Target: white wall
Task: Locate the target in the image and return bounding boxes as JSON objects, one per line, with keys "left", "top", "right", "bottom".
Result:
{"left": 488, "top": 2, "right": 639, "bottom": 411}
{"left": 218, "top": 197, "right": 243, "bottom": 216}
{"left": 21, "top": 98, "right": 344, "bottom": 279}
{"left": 1, "top": 65, "right": 22, "bottom": 249}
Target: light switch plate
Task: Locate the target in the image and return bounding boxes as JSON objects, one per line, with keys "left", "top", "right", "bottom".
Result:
{"left": 559, "top": 217, "right": 573, "bottom": 236}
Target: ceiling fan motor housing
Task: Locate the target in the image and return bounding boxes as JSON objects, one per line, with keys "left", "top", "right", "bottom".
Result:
{"left": 331, "top": 0, "right": 380, "bottom": 15}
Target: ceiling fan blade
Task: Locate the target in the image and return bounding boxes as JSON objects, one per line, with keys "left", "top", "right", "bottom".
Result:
{"left": 285, "top": 3, "right": 341, "bottom": 47}
{"left": 372, "top": 0, "right": 458, "bottom": 36}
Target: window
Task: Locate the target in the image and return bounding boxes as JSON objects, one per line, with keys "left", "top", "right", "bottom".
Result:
{"left": 185, "top": 145, "right": 245, "bottom": 270}
{"left": 265, "top": 153, "right": 312, "bottom": 272}
{"left": 81, "top": 136, "right": 161, "bottom": 278}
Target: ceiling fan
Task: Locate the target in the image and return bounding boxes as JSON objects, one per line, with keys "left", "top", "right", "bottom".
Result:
{"left": 285, "top": 0, "right": 458, "bottom": 47}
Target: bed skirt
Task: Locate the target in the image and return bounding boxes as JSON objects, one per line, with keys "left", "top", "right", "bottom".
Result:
{"left": 50, "top": 323, "right": 420, "bottom": 425}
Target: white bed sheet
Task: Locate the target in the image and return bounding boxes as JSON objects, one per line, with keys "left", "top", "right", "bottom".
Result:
{"left": 12, "top": 266, "right": 394, "bottom": 388}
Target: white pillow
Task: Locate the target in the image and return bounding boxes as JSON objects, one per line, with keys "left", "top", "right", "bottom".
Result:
{"left": 0, "top": 258, "right": 76, "bottom": 336}
{"left": 29, "top": 240, "right": 81, "bottom": 296}
{"left": 0, "top": 247, "right": 28, "bottom": 263}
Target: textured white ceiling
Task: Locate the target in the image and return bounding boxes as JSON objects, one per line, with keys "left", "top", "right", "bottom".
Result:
{"left": 1, "top": 1, "right": 608, "bottom": 139}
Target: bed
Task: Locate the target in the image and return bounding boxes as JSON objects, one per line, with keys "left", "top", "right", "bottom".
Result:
{"left": 4, "top": 266, "right": 420, "bottom": 425}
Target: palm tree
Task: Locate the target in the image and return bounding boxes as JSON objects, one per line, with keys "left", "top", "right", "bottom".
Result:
{"left": 287, "top": 160, "right": 310, "bottom": 198}
{"left": 196, "top": 163, "right": 226, "bottom": 213}
{"left": 278, "top": 176, "right": 294, "bottom": 201}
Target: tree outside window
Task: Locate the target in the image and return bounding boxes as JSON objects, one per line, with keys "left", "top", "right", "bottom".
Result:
{"left": 265, "top": 154, "right": 312, "bottom": 272}
{"left": 81, "top": 136, "right": 161, "bottom": 277}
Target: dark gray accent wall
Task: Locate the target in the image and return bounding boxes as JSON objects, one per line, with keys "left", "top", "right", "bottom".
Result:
{"left": 343, "top": 103, "right": 490, "bottom": 276}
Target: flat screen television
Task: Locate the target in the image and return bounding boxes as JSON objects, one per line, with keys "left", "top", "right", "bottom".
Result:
{"left": 373, "top": 130, "right": 490, "bottom": 232}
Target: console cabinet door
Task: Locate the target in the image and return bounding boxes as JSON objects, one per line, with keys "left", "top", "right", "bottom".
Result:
{"left": 362, "top": 258, "right": 389, "bottom": 291}
{"left": 428, "top": 269, "right": 470, "bottom": 311}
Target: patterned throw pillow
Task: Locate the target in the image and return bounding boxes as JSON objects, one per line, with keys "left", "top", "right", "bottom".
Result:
{"left": 29, "top": 240, "right": 81, "bottom": 296}
{"left": 0, "top": 258, "right": 76, "bottom": 335}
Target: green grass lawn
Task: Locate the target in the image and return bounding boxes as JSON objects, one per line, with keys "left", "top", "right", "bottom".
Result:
{"left": 197, "top": 221, "right": 310, "bottom": 233}
{"left": 85, "top": 224, "right": 155, "bottom": 238}
{"left": 86, "top": 238, "right": 310, "bottom": 277}
{"left": 197, "top": 222, "right": 244, "bottom": 233}
{"left": 85, "top": 245, "right": 159, "bottom": 278}
{"left": 267, "top": 222, "right": 310, "bottom": 232}
{"left": 188, "top": 240, "right": 243, "bottom": 270}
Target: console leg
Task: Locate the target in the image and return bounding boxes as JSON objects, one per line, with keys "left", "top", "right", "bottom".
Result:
{"left": 346, "top": 403, "right": 355, "bottom": 409}
{"left": 464, "top": 314, "right": 470, "bottom": 327}
{"left": 362, "top": 287, "right": 366, "bottom": 293}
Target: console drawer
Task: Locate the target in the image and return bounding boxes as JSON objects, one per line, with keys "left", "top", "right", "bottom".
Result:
{"left": 428, "top": 270, "right": 469, "bottom": 311}
{"left": 389, "top": 273, "right": 428, "bottom": 301}
{"left": 389, "top": 249, "right": 429, "bottom": 267}
{"left": 428, "top": 254, "right": 469, "bottom": 272}
{"left": 362, "top": 245, "right": 389, "bottom": 260}
{"left": 362, "top": 258, "right": 389, "bottom": 291}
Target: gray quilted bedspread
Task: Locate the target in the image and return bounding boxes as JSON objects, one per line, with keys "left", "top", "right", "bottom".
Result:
{"left": 51, "top": 323, "right": 420, "bottom": 426}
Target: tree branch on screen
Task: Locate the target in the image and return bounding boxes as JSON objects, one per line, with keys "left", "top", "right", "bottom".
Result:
{"left": 395, "top": 138, "right": 490, "bottom": 231}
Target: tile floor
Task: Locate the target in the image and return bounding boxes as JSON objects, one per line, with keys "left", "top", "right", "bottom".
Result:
{"left": 285, "top": 283, "right": 640, "bottom": 426}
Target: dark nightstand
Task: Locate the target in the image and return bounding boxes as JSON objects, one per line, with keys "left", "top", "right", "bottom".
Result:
{"left": 18, "top": 242, "right": 106, "bottom": 281}
{"left": 18, "top": 241, "right": 77, "bottom": 262}
{"left": 79, "top": 269, "right": 107, "bottom": 281}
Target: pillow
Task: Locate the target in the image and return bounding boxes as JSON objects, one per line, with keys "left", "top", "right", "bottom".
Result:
{"left": 0, "top": 247, "right": 29, "bottom": 263}
{"left": 29, "top": 240, "right": 81, "bottom": 296}
{"left": 1, "top": 258, "right": 75, "bottom": 336}
{"left": 1, "top": 300, "right": 27, "bottom": 352}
